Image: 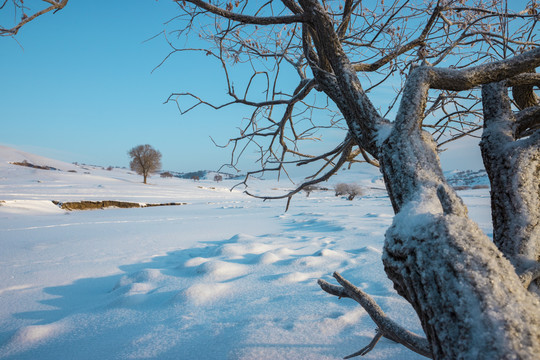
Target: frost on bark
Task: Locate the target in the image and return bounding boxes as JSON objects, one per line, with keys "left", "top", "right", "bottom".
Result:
{"left": 378, "top": 68, "right": 540, "bottom": 359}
{"left": 480, "top": 82, "right": 540, "bottom": 290}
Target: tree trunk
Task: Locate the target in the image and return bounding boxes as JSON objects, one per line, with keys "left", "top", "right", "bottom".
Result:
{"left": 480, "top": 82, "right": 540, "bottom": 285}
{"left": 297, "top": 1, "right": 540, "bottom": 356}
{"left": 378, "top": 67, "right": 540, "bottom": 358}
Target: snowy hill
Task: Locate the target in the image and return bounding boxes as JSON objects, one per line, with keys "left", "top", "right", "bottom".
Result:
{"left": 167, "top": 169, "right": 244, "bottom": 180}
{"left": 445, "top": 169, "right": 490, "bottom": 189}
{"left": 0, "top": 144, "right": 79, "bottom": 172}
{"left": 0, "top": 145, "right": 492, "bottom": 359}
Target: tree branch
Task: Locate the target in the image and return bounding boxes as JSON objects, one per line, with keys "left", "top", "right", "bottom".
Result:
{"left": 429, "top": 46, "right": 540, "bottom": 91}
{"left": 179, "top": 0, "right": 306, "bottom": 25}
{"left": 0, "top": 0, "right": 69, "bottom": 36}
{"left": 519, "top": 263, "right": 540, "bottom": 290}
{"left": 515, "top": 105, "right": 540, "bottom": 139}
{"left": 318, "top": 272, "right": 432, "bottom": 359}
{"left": 244, "top": 136, "right": 354, "bottom": 207}
{"left": 352, "top": 1, "right": 443, "bottom": 72}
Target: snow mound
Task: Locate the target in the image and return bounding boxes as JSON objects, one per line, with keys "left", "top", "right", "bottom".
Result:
{"left": 256, "top": 251, "right": 281, "bottom": 265}
{"left": 181, "top": 282, "right": 232, "bottom": 305}
{"left": 196, "top": 260, "right": 249, "bottom": 281}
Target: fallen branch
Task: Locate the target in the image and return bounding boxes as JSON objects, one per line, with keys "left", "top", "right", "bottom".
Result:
{"left": 318, "top": 272, "right": 432, "bottom": 359}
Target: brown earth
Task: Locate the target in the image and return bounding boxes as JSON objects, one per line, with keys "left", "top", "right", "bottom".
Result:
{"left": 52, "top": 200, "right": 187, "bottom": 211}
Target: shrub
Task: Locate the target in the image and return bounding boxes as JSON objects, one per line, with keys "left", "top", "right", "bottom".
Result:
{"left": 334, "top": 183, "right": 349, "bottom": 196}
{"left": 335, "top": 183, "right": 363, "bottom": 200}
{"left": 160, "top": 171, "right": 174, "bottom": 178}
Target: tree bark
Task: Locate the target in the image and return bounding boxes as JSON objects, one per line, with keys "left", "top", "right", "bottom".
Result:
{"left": 480, "top": 82, "right": 540, "bottom": 288}
{"left": 378, "top": 67, "right": 540, "bottom": 358}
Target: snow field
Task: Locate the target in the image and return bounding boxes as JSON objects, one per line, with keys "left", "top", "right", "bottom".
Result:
{"left": 0, "top": 145, "right": 492, "bottom": 359}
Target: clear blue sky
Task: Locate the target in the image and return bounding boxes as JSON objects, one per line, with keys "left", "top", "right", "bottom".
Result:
{"left": 1, "top": 0, "right": 252, "bottom": 172}
{"left": 1, "top": 1, "right": 484, "bottom": 174}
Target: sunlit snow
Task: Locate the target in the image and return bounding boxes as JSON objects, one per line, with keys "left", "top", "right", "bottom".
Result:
{"left": 0, "top": 145, "right": 492, "bottom": 359}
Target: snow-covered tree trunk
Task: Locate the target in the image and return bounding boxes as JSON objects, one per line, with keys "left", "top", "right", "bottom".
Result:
{"left": 379, "top": 67, "right": 540, "bottom": 358}
{"left": 480, "top": 82, "right": 540, "bottom": 291}
{"left": 298, "top": 1, "right": 540, "bottom": 357}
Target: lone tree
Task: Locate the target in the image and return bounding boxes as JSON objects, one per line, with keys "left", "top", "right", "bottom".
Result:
{"left": 164, "top": 1, "right": 539, "bottom": 358}
{"left": 128, "top": 144, "right": 162, "bottom": 184}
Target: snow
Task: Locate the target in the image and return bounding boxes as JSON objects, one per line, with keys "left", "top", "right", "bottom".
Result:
{"left": 0, "top": 145, "right": 493, "bottom": 359}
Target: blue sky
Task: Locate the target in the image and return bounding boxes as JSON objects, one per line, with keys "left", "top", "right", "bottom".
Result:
{"left": 1, "top": 1, "right": 484, "bottom": 174}
{"left": 1, "top": 0, "right": 248, "bottom": 172}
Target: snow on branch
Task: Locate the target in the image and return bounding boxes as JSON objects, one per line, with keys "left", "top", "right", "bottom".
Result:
{"left": 514, "top": 105, "right": 540, "bottom": 139}
{"left": 429, "top": 47, "right": 540, "bottom": 91}
{"left": 519, "top": 263, "right": 540, "bottom": 290}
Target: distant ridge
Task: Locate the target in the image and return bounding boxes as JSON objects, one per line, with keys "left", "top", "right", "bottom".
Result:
{"left": 162, "top": 170, "right": 244, "bottom": 180}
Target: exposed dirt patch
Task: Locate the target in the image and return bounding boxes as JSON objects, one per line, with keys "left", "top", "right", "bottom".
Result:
{"left": 52, "top": 200, "right": 187, "bottom": 211}
{"left": 11, "top": 160, "right": 59, "bottom": 171}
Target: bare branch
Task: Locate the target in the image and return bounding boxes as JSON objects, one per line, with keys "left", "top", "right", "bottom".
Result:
{"left": 0, "top": 0, "right": 69, "bottom": 36}
{"left": 178, "top": 0, "right": 305, "bottom": 25}
{"left": 318, "top": 272, "right": 432, "bottom": 359}
{"left": 244, "top": 135, "right": 354, "bottom": 204}
{"left": 352, "top": 1, "right": 442, "bottom": 72}
{"left": 343, "top": 330, "right": 383, "bottom": 358}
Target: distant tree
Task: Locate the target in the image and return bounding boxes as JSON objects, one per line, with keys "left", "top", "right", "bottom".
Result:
{"left": 128, "top": 144, "right": 162, "bottom": 184}
{"left": 214, "top": 174, "right": 223, "bottom": 182}
{"left": 160, "top": 171, "right": 174, "bottom": 178}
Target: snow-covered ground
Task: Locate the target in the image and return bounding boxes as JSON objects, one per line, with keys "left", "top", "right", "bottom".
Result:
{"left": 0, "top": 144, "right": 492, "bottom": 359}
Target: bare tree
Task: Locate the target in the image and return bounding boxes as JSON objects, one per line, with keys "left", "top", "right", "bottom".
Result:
{"left": 1, "top": 0, "right": 69, "bottom": 36}
{"left": 166, "top": 1, "right": 540, "bottom": 358}
{"left": 128, "top": 144, "right": 162, "bottom": 184}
